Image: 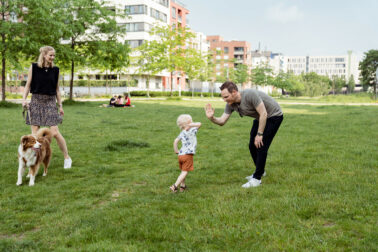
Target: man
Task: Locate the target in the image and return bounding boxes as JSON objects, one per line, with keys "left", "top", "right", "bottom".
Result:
{"left": 204, "top": 81, "right": 283, "bottom": 188}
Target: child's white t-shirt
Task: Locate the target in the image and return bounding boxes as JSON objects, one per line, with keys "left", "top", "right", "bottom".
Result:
{"left": 177, "top": 127, "right": 198, "bottom": 155}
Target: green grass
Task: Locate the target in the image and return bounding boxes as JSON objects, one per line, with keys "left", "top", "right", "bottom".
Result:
{"left": 0, "top": 100, "right": 377, "bottom": 251}
{"left": 277, "top": 92, "right": 378, "bottom": 104}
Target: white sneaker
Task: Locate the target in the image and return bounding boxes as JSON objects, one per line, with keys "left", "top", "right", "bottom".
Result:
{"left": 245, "top": 171, "right": 266, "bottom": 180}
{"left": 64, "top": 158, "right": 72, "bottom": 169}
{"left": 242, "top": 178, "right": 261, "bottom": 188}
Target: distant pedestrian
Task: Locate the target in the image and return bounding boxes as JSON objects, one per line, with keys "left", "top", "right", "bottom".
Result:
{"left": 170, "top": 114, "right": 201, "bottom": 192}
{"left": 204, "top": 81, "right": 283, "bottom": 188}
{"left": 22, "top": 46, "right": 72, "bottom": 169}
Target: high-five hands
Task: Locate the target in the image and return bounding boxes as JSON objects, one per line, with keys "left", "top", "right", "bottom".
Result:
{"left": 204, "top": 103, "right": 214, "bottom": 119}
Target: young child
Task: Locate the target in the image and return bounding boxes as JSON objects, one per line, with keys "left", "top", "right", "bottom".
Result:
{"left": 170, "top": 114, "right": 201, "bottom": 192}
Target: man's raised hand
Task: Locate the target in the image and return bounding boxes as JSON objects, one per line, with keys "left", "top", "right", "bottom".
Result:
{"left": 204, "top": 104, "right": 214, "bottom": 119}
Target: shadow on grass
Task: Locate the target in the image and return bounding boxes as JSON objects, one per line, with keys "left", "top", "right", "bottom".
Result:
{"left": 105, "top": 140, "right": 150, "bottom": 151}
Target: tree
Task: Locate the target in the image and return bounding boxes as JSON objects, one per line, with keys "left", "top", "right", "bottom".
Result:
{"left": 147, "top": 25, "right": 196, "bottom": 96}
{"left": 135, "top": 39, "right": 166, "bottom": 98}
{"left": 301, "top": 72, "right": 330, "bottom": 97}
{"left": 183, "top": 48, "right": 206, "bottom": 97}
{"left": 89, "top": 40, "right": 130, "bottom": 96}
{"left": 347, "top": 75, "right": 355, "bottom": 94}
{"left": 250, "top": 64, "right": 273, "bottom": 87}
{"left": 359, "top": 49, "right": 378, "bottom": 99}
{"left": 331, "top": 75, "right": 346, "bottom": 94}
{"left": 54, "top": 0, "right": 127, "bottom": 100}
{"left": 234, "top": 64, "right": 249, "bottom": 89}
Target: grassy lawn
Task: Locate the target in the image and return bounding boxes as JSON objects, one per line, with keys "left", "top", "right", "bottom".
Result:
{"left": 0, "top": 100, "right": 377, "bottom": 251}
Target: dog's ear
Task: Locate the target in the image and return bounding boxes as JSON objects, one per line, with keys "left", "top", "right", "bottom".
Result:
{"left": 21, "top": 136, "right": 30, "bottom": 150}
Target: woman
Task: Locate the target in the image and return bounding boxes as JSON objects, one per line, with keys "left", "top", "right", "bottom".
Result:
{"left": 22, "top": 46, "right": 72, "bottom": 169}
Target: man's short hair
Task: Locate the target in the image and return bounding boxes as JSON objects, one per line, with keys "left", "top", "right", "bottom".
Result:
{"left": 220, "top": 81, "right": 238, "bottom": 93}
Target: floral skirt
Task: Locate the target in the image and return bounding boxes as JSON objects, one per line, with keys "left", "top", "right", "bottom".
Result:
{"left": 26, "top": 94, "right": 62, "bottom": 126}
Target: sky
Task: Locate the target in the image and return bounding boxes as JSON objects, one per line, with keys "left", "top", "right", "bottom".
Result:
{"left": 184, "top": 0, "right": 378, "bottom": 57}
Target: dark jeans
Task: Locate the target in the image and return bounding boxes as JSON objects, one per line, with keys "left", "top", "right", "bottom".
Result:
{"left": 249, "top": 115, "right": 283, "bottom": 180}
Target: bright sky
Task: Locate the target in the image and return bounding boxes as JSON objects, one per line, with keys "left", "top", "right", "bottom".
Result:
{"left": 185, "top": 0, "right": 378, "bottom": 56}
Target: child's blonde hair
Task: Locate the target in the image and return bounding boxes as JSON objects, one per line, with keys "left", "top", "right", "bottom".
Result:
{"left": 177, "top": 114, "right": 192, "bottom": 130}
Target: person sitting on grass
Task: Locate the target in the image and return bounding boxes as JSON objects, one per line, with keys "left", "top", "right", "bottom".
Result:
{"left": 100, "top": 94, "right": 117, "bottom": 107}
{"left": 170, "top": 114, "right": 201, "bottom": 193}
{"left": 114, "top": 95, "right": 125, "bottom": 107}
{"left": 109, "top": 94, "right": 117, "bottom": 107}
{"left": 124, "top": 93, "right": 134, "bottom": 107}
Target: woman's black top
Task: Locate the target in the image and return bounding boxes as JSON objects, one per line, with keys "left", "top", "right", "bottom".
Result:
{"left": 30, "top": 63, "right": 60, "bottom": 95}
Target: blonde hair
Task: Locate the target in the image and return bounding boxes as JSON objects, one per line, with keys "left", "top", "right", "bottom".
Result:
{"left": 37, "top": 46, "right": 55, "bottom": 68}
{"left": 177, "top": 114, "right": 192, "bottom": 130}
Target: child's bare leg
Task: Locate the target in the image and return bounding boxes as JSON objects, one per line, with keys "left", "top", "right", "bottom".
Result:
{"left": 174, "top": 171, "right": 188, "bottom": 187}
{"left": 180, "top": 178, "right": 186, "bottom": 187}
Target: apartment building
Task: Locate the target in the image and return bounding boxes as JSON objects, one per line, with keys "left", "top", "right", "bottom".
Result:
{"left": 251, "top": 50, "right": 285, "bottom": 75}
{"left": 105, "top": 0, "right": 171, "bottom": 91}
{"left": 285, "top": 51, "right": 360, "bottom": 83}
{"left": 206, "top": 35, "right": 251, "bottom": 79}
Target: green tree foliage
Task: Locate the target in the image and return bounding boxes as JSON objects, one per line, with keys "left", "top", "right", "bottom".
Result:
{"left": 134, "top": 38, "right": 167, "bottom": 97}
{"left": 0, "top": 0, "right": 57, "bottom": 101}
{"left": 234, "top": 64, "right": 249, "bottom": 87}
{"left": 330, "top": 75, "right": 346, "bottom": 94}
{"left": 301, "top": 72, "right": 330, "bottom": 97}
{"left": 359, "top": 49, "right": 378, "bottom": 98}
{"left": 250, "top": 64, "right": 273, "bottom": 87}
{"left": 271, "top": 71, "right": 304, "bottom": 96}
{"left": 144, "top": 25, "right": 196, "bottom": 96}
{"left": 53, "top": 0, "right": 127, "bottom": 100}
{"left": 88, "top": 40, "right": 130, "bottom": 95}
{"left": 347, "top": 75, "right": 355, "bottom": 94}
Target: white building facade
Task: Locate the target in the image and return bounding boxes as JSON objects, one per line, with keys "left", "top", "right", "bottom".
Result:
{"left": 285, "top": 51, "right": 360, "bottom": 83}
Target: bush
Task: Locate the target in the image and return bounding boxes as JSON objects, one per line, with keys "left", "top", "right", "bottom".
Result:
{"left": 0, "top": 101, "right": 19, "bottom": 108}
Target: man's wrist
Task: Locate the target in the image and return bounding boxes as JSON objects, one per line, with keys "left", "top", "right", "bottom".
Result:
{"left": 257, "top": 132, "right": 263, "bottom": 136}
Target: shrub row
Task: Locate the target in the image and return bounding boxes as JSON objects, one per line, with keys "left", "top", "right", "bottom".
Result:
{"left": 129, "top": 91, "right": 221, "bottom": 97}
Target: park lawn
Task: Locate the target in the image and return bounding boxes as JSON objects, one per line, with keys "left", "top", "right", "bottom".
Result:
{"left": 0, "top": 100, "right": 377, "bottom": 251}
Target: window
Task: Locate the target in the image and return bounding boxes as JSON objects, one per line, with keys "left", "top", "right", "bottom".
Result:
{"left": 335, "top": 58, "right": 344, "bottom": 62}
{"left": 157, "top": 0, "right": 169, "bottom": 7}
{"left": 127, "top": 40, "right": 144, "bottom": 48}
{"left": 224, "top": 47, "right": 229, "bottom": 53}
{"left": 171, "top": 7, "right": 176, "bottom": 19}
{"left": 125, "top": 22, "right": 149, "bottom": 32}
{"left": 234, "top": 47, "right": 244, "bottom": 52}
{"left": 125, "top": 5, "right": 147, "bottom": 15}
{"left": 224, "top": 55, "right": 229, "bottom": 60}
{"left": 151, "top": 8, "right": 167, "bottom": 22}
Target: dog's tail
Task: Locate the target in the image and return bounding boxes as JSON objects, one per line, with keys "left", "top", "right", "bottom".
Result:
{"left": 36, "top": 128, "right": 52, "bottom": 143}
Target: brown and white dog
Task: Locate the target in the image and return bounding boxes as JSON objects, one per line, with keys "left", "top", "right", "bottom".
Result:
{"left": 17, "top": 128, "right": 52, "bottom": 186}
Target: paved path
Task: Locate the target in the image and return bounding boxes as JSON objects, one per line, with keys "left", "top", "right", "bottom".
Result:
{"left": 5, "top": 98, "right": 378, "bottom": 106}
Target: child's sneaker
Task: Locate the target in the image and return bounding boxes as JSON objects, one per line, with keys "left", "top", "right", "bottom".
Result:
{"left": 64, "top": 158, "right": 72, "bottom": 169}
{"left": 242, "top": 178, "right": 261, "bottom": 188}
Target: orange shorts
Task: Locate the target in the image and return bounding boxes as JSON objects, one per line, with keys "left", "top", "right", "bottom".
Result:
{"left": 178, "top": 154, "right": 194, "bottom": 171}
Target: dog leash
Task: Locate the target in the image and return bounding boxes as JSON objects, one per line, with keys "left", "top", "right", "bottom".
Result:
{"left": 22, "top": 105, "right": 31, "bottom": 124}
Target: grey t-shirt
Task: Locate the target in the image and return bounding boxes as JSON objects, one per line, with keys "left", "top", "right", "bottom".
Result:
{"left": 224, "top": 89, "right": 283, "bottom": 119}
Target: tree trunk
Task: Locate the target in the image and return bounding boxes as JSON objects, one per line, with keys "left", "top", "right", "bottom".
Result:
{"left": 87, "top": 77, "right": 91, "bottom": 96}
{"left": 1, "top": 34, "right": 6, "bottom": 102}
{"left": 146, "top": 75, "right": 150, "bottom": 98}
{"left": 70, "top": 59, "right": 74, "bottom": 100}
{"left": 69, "top": 39, "right": 75, "bottom": 100}
{"left": 171, "top": 73, "right": 174, "bottom": 96}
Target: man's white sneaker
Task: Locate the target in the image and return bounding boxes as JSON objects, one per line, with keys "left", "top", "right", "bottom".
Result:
{"left": 245, "top": 172, "right": 266, "bottom": 180}
{"left": 64, "top": 158, "right": 72, "bottom": 169}
{"left": 242, "top": 178, "right": 261, "bottom": 188}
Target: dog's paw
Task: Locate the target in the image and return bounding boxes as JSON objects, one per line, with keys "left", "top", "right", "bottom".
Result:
{"left": 43, "top": 173, "right": 47, "bottom": 177}
{"left": 16, "top": 182, "right": 22, "bottom": 186}
{"left": 26, "top": 174, "right": 30, "bottom": 178}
